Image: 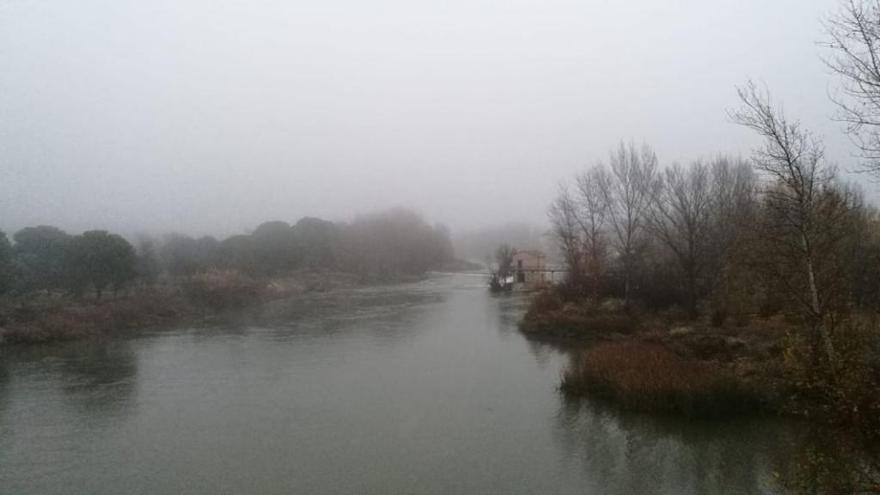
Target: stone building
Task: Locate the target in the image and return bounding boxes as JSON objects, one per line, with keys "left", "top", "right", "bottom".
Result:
{"left": 511, "top": 249, "right": 547, "bottom": 289}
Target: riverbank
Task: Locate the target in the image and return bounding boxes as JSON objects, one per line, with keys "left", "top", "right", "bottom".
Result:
{"left": 0, "top": 270, "right": 368, "bottom": 346}
{"left": 2, "top": 273, "right": 814, "bottom": 495}
{"left": 520, "top": 288, "right": 880, "bottom": 492}
{"left": 519, "top": 289, "right": 880, "bottom": 425}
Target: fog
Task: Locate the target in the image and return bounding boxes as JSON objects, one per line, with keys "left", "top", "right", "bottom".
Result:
{"left": 0, "top": 0, "right": 861, "bottom": 238}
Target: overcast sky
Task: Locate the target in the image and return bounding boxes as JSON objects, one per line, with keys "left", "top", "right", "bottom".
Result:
{"left": 0, "top": 0, "right": 870, "bottom": 238}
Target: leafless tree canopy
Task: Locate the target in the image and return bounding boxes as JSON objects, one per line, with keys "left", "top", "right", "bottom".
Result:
{"left": 646, "top": 161, "right": 713, "bottom": 315}
{"left": 824, "top": 0, "right": 880, "bottom": 174}
{"left": 548, "top": 186, "right": 585, "bottom": 286}
{"left": 733, "top": 82, "right": 856, "bottom": 366}
{"left": 549, "top": 150, "right": 757, "bottom": 314}
{"left": 601, "top": 142, "right": 658, "bottom": 304}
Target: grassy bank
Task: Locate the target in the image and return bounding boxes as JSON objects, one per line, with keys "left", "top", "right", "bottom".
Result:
{"left": 520, "top": 290, "right": 640, "bottom": 341}
{"left": 560, "top": 340, "right": 759, "bottom": 417}
{"left": 0, "top": 269, "right": 361, "bottom": 346}
{"left": 0, "top": 290, "right": 189, "bottom": 345}
{"left": 521, "top": 288, "right": 880, "bottom": 425}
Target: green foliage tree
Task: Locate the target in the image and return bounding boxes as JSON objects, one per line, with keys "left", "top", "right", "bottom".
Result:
{"left": 292, "top": 217, "right": 340, "bottom": 269}
{"left": 251, "top": 221, "right": 298, "bottom": 275}
{"left": 217, "top": 234, "right": 258, "bottom": 275}
{"left": 160, "top": 234, "right": 219, "bottom": 276}
{"left": 146, "top": 210, "right": 453, "bottom": 281}
{"left": 0, "top": 231, "right": 13, "bottom": 294}
{"left": 67, "top": 231, "right": 137, "bottom": 298}
{"left": 344, "top": 208, "right": 454, "bottom": 279}
{"left": 135, "top": 237, "right": 161, "bottom": 286}
{"left": 13, "top": 225, "right": 72, "bottom": 292}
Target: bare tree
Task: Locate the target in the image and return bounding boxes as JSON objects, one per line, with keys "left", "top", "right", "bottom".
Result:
{"left": 731, "top": 81, "right": 850, "bottom": 369}
{"left": 599, "top": 142, "right": 658, "bottom": 306}
{"left": 574, "top": 166, "right": 610, "bottom": 299}
{"left": 709, "top": 157, "right": 757, "bottom": 249}
{"left": 647, "top": 161, "right": 713, "bottom": 316}
{"left": 705, "top": 157, "right": 759, "bottom": 318}
{"left": 824, "top": 0, "right": 880, "bottom": 175}
{"left": 549, "top": 185, "right": 587, "bottom": 292}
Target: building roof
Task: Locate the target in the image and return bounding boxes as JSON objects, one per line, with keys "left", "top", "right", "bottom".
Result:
{"left": 513, "top": 249, "right": 545, "bottom": 257}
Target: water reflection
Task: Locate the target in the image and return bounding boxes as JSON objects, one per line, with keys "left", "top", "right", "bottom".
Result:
{"left": 524, "top": 339, "right": 557, "bottom": 369}
{"left": 251, "top": 283, "right": 448, "bottom": 342}
{"left": 2, "top": 340, "right": 138, "bottom": 419}
{"left": 137, "top": 281, "right": 450, "bottom": 348}
{"left": 490, "top": 292, "right": 530, "bottom": 333}
{"left": 56, "top": 340, "right": 138, "bottom": 416}
{"left": 774, "top": 426, "right": 880, "bottom": 494}
{"left": 0, "top": 354, "right": 9, "bottom": 423}
{"left": 554, "top": 395, "right": 802, "bottom": 494}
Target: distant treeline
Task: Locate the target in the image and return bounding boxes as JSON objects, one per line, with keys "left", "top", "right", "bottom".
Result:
{"left": 0, "top": 207, "right": 454, "bottom": 298}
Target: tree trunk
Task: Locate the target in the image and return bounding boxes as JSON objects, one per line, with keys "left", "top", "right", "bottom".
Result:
{"left": 687, "top": 263, "right": 698, "bottom": 319}
{"left": 805, "top": 251, "right": 837, "bottom": 372}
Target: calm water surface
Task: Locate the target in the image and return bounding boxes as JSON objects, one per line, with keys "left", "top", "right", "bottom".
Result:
{"left": 0, "top": 274, "right": 810, "bottom": 494}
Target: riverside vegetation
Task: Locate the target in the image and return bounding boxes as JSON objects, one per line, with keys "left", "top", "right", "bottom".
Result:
{"left": 520, "top": 4, "right": 880, "bottom": 488}
{"left": 0, "top": 207, "right": 461, "bottom": 345}
{"left": 520, "top": 137, "right": 880, "bottom": 488}
{"left": 523, "top": 86, "right": 880, "bottom": 427}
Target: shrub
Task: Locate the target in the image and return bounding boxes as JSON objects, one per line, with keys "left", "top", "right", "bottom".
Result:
{"left": 783, "top": 315, "right": 880, "bottom": 438}
{"left": 525, "top": 289, "right": 565, "bottom": 316}
{"left": 521, "top": 289, "right": 640, "bottom": 339}
{"left": 183, "top": 269, "right": 264, "bottom": 311}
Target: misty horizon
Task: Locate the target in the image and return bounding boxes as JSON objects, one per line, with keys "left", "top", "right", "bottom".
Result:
{"left": 6, "top": 2, "right": 880, "bottom": 493}
{"left": 1, "top": 0, "right": 873, "bottom": 239}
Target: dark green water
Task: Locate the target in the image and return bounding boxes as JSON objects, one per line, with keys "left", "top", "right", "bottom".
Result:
{"left": 0, "top": 274, "right": 812, "bottom": 494}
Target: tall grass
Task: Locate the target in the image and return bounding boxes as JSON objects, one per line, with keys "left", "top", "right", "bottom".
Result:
{"left": 561, "top": 341, "right": 759, "bottom": 417}
{"left": 0, "top": 290, "right": 186, "bottom": 345}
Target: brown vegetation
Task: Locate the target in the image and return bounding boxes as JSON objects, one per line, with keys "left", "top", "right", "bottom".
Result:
{"left": 526, "top": 282, "right": 880, "bottom": 430}
{"left": 535, "top": 76, "right": 880, "bottom": 443}
{"left": 561, "top": 341, "right": 755, "bottom": 417}
{"left": 183, "top": 269, "right": 279, "bottom": 311}
{"left": 0, "top": 269, "right": 357, "bottom": 346}
{"left": 0, "top": 290, "right": 187, "bottom": 345}
{"left": 781, "top": 315, "right": 880, "bottom": 437}
{"left": 520, "top": 291, "right": 638, "bottom": 340}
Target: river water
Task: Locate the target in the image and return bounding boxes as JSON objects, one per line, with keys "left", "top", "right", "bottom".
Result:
{"left": 0, "top": 273, "right": 815, "bottom": 494}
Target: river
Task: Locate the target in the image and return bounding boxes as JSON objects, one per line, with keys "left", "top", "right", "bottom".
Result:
{"left": 0, "top": 273, "right": 818, "bottom": 494}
